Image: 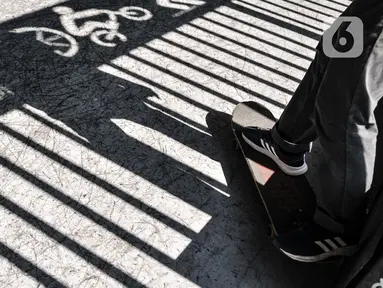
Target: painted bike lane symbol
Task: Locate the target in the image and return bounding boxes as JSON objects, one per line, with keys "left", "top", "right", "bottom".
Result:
{"left": 11, "top": 6, "right": 152, "bottom": 57}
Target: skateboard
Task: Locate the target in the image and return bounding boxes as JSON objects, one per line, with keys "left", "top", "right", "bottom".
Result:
{"left": 232, "top": 101, "right": 316, "bottom": 236}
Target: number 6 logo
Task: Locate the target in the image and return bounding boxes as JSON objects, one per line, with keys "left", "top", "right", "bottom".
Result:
{"left": 322, "top": 16, "right": 363, "bottom": 58}
{"left": 372, "top": 278, "right": 383, "bottom": 288}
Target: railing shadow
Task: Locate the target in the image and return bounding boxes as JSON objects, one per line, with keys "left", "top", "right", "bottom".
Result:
{"left": 226, "top": 1, "right": 321, "bottom": 40}
{"left": 0, "top": 194, "right": 146, "bottom": 288}
{"left": 0, "top": 242, "right": 67, "bottom": 288}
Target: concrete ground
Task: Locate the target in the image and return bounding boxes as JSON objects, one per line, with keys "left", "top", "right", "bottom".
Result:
{"left": 0, "top": 0, "right": 349, "bottom": 287}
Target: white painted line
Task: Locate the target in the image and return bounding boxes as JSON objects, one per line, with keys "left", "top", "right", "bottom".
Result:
{"left": 2, "top": 135, "right": 192, "bottom": 260}
{"left": 1, "top": 109, "right": 212, "bottom": 234}
{"left": 216, "top": 5, "right": 318, "bottom": 46}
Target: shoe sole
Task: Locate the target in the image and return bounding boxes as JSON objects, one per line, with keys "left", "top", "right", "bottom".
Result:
{"left": 279, "top": 245, "right": 359, "bottom": 263}
{"left": 242, "top": 133, "right": 308, "bottom": 176}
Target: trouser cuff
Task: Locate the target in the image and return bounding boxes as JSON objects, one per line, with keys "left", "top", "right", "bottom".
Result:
{"left": 271, "top": 122, "right": 311, "bottom": 154}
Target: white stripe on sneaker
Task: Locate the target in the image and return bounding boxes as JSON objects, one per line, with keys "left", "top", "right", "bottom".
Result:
{"left": 334, "top": 237, "right": 347, "bottom": 247}
{"left": 270, "top": 146, "right": 279, "bottom": 159}
{"left": 242, "top": 133, "right": 308, "bottom": 176}
{"left": 315, "top": 241, "right": 330, "bottom": 252}
{"left": 260, "top": 138, "right": 266, "bottom": 150}
{"left": 325, "top": 239, "right": 338, "bottom": 249}
{"left": 265, "top": 142, "right": 271, "bottom": 153}
{"left": 260, "top": 139, "right": 278, "bottom": 158}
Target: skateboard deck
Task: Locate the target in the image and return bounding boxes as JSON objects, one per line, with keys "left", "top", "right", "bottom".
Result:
{"left": 232, "top": 101, "right": 316, "bottom": 236}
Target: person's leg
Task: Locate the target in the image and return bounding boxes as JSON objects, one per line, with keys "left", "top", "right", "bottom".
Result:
{"left": 270, "top": 0, "right": 378, "bottom": 152}
{"left": 273, "top": 0, "right": 383, "bottom": 230}
{"left": 241, "top": 44, "right": 330, "bottom": 175}
{"left": 243, "top": 0, "right": 383, "bottom": 261}
{"left": 275, "top": 1, "right": 383, "bottom": 262}
{"left": 270, "top": 41, "right": 328, "bottom": 154}
{"left": 313, "top": 30, "right": 383, "bottom": 235}
{"left": 242, "top": 2, "right": 340, "bottom": 171}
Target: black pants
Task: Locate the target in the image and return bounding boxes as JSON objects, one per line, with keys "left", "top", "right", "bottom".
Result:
{"left": 271, "top": 0, "right": 383, "bottom": 234}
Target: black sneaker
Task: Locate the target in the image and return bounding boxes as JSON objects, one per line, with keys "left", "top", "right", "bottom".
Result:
{"left": 242, "top": 127, "right": 307, "bottom": 176}
{"left": 275, "top": 221, "right": 359, "bottom": 262}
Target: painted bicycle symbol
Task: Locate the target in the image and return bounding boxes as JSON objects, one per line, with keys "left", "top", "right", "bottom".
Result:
{"left": 11, "top": 6, "right": 153, "bottom": 57}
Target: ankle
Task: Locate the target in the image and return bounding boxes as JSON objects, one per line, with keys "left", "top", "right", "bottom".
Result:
{"left": 271, "top": 126, "right": 311, "bottom": 154}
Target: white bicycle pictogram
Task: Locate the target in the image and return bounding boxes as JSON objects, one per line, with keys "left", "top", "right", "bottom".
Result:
{"left": 11, "top": 6, "right": 153, "bottom": 57}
